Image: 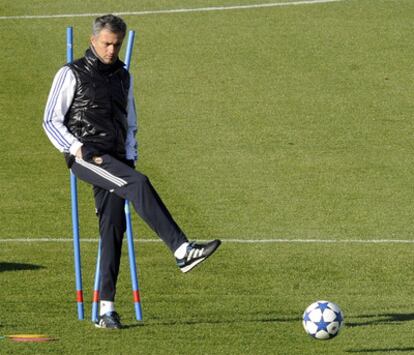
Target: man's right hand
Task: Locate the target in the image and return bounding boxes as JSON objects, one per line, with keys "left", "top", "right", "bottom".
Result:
{"left": 75, "top": 147, "right": 83, "bottom": 159}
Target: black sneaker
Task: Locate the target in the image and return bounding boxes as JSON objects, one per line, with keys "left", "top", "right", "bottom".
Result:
{"left": 95, "top": 311, "right": 123, "bottom": 329}
{"left": 176, "top": 240, "right": 221, "bottom": 273}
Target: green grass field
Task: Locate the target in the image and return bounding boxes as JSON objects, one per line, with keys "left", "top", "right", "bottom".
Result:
{"left": 1, "top": 0, "right": 414, "bottom": 353}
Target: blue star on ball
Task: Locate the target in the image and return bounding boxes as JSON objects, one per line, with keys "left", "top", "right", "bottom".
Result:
{"left": 334, "top": 311, "right": 343, "bottom": 323}
{"left": 317, "top": 302, "right": 330, "bottom": 312}
{"left": 303, "top": 311, "right": 311, "bottom": 322}
{"left": 315, "top": 318, "right": 330, "bottom": 332}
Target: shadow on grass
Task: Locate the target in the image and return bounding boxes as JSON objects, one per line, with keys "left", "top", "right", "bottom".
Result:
{"left": 137, "top": 315, "right": 301, "bottom": 327}
{"left": 346, "top": 313, "right": 414, "bottom": 327}
{"left": 0, "top": 262, "right": 44, "bottom": 272}
{"left": 345, "top": 313, "right": 414, "bottom": 353}
{"left": 122, "top": 323, "right": 145, "bottom": 329}
{"left": 346, "top": 347, "right": 414, "bottom": 353}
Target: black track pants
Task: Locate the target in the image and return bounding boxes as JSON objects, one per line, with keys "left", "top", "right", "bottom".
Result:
{"left": 93, "top": 188, "right": 125, "bottom": 301}
{"left": 70, "top": 154, "right": 188, "bottom": 301}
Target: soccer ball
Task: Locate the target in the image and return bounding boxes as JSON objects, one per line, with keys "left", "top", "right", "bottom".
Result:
{"left": 302, "top": 300, "right": 344, "bottom": 340}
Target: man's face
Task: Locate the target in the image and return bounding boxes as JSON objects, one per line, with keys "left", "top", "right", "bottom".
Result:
{"left": 91, "top": 29, "right": 124, "bottom": 64}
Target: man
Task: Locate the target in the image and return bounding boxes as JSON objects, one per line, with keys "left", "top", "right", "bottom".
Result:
{"left": 43, "top": 14, "right": 221, "bottom": 329}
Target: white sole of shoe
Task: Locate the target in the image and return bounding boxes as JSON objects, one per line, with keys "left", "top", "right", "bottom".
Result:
{"left": 180, "top": 257, "right": 206, "bottom": 273}
{"left": 180, "top": 241, "right": 222, "bottom": 273}
{"left": 94, "top": 322, "right": 121, "bottom": 329}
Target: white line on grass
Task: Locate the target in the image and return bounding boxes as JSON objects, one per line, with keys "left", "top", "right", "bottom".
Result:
{"left": 0, "top": 238, "right": 413, "bottom": 244}
{"left": 0, "top": 0, "right": 347, "bottom": 20}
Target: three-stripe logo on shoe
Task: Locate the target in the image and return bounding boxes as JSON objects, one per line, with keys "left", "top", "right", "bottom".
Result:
{"left": 187, "top": 248, "right": 204, "bottom": 261}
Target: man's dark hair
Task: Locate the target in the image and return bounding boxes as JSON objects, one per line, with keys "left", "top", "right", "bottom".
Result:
{"left": 93, "top": 14, "right": 127, "bottom": 37}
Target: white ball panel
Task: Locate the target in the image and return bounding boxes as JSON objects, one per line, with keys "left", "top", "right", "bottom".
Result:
{"left": 327, "top": 302, "right": 341, "bottom": 313}
{"left": 314, "top": 330, "right": 330, "bottom": 340}
{"left": 303, "top": 321, "right": 318, "bottom": 335}
{"left": 322, "top": 308, "right": 336, "bottom": 322}
{"left": 308, "top": 309, "right": 322, "bottom": 322}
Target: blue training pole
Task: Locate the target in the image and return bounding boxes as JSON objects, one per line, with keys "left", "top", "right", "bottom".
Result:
{"left": 67, "top": 26, "right": 84, "bottom": 320}
{"left": 125, "top": 200, "right": 143, "bottom": 321}
{"left": 124, "top": 30, "right": 135, "bottom": 71}
{"left": 91, "top": 238, "right": 101, "bottom": 322}
{"left": 124, "top": 30, "right": 143, "bottom": 321}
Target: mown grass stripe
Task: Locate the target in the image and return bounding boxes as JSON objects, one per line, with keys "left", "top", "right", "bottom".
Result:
{"left": 0, "top": 0, "right": 347, "bottom": 20}
{"left": 0, "top": 238, "right": 413, "bottom": 244}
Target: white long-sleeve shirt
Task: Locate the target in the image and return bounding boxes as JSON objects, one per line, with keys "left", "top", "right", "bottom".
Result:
{"left": 43, "top": 66, "right": 138, "bottom": 161}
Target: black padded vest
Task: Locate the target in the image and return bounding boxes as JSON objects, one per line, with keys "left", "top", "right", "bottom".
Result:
{"left": 65, "top": 48, "right": 130, "bottom": 161}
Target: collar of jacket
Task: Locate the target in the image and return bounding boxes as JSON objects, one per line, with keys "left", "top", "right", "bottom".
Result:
{"left": 84, "top": 47, "right": 125, "bottom": 74}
